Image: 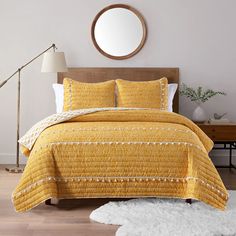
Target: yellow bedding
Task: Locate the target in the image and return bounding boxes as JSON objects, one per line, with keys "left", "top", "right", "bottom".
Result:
{"left": 13, "top": 109, "right": 228, "bottom": 212}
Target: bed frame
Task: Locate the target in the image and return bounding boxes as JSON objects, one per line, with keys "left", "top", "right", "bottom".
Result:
{"left": 47, "top": 67, "right": 191, "bottom": 205}
{"left": 58, "top": 67, "right": 180, "bottom": 113}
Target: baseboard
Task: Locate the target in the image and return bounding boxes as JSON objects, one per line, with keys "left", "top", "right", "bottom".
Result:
{"left": 0, "top": 153, "right": 27, "bottom": 164}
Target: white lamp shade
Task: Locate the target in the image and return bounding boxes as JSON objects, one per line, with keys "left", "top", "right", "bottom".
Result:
{"left": 41, "top": 52, "right": 68, "bottom": 72}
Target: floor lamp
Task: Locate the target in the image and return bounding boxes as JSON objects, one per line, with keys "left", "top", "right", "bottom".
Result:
{"left": 0, "top": 43, "right": 67, "bottom": 173}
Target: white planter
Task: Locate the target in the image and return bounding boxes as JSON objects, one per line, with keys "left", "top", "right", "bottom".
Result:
{"left": 192, "top": 105, "right": 207, "bottom": 123}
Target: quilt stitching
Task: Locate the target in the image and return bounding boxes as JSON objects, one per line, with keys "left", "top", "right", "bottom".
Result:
{"left": 19, "top": 108, "right": 151, "bottom": 150}
{"left": 31, "top": 141, "right": 206, "bottom": 155}
{"left": 13, "top": 176, "right": 228, "bottom": 199}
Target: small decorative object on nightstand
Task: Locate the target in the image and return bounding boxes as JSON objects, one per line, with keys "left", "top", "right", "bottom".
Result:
{"left": 0, "top": 44, "right": 67, "bottom": 173}
{"left": 209, "top": 113, "right": 229, "bottom": 124}
{"left": 196, "top": 122, "right": 236, "bottom": 169}
{"left": 180, "top": 83, "right": 226, "bottom": 123}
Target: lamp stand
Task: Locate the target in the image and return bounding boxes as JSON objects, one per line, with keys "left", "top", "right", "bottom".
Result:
{"left": 5, "top": 69, "right": 24, "bottom": 173}
{"left": 1, "top": 43, "right": 67, "bottom": 173}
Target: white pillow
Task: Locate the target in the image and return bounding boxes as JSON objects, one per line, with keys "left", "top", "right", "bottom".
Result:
{"left": 168, "top": 83, "right": 178, "bottom": 112}
{"left": 52, "top": 83, "right": 178, "bottom": 113}
{"left": 52, "top": 84, "right": 64, "bottom": 113}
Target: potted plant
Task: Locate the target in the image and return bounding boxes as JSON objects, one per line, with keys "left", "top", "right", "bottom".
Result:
{"left": 180, "top": 83, "right": 226, "bottom": 122}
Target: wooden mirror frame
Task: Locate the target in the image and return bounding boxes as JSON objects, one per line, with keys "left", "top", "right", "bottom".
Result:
{"left": 91, "top": 4, "right": 147, "bottom": 60}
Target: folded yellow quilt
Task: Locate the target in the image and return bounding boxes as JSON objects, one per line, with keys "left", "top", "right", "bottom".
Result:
{"left": 13, "top": 108, "right": 228, "bottom": 212}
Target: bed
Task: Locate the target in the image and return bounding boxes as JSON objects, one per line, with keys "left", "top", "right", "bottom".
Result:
{"left": 12, "top": 67, "right": 228, "bottom": 212}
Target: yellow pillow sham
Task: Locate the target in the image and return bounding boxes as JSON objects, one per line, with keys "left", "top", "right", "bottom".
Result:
{"left": 63, "top": 78, "right": 115, "bottom": 111}
{"left": 116, "top": 78, "right": 168, "bottom": 110}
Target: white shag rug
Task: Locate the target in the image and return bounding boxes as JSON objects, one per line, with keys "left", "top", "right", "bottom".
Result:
{"left": 90, "top": 191, "right": 236, "bottom": 236}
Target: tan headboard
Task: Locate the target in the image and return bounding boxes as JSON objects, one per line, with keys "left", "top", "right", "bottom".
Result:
{"left": 58, "top": 67, "right": 179, "bottom": 112}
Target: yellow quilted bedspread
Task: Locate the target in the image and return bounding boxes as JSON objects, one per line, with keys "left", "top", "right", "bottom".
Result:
{"left": 13, "top": 109, "right": 228, "bottom": 212}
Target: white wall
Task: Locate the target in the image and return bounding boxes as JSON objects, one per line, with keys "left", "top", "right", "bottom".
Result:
{"left": 0, "top": 0, "right": 235, "bottom": 164}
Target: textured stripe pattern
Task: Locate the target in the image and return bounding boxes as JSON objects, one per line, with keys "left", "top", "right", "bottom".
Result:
{"left": 19, "top": 107, "right": 145, "bottom": 150}
{"left": 63, "top": 78, "right": 115, "bottom": 111}
{"left": 116, "top": 78, "right": 168, "bottom": 110}
{"left": 13, "top": 176, "right": 227, "bottom": 199}
{"left": 13, "top": 109, "right": 228, "bottom": 212}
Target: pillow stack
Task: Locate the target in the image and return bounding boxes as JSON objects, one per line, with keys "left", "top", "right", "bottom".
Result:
{"left": 53, "top": 78, "right": 178, "bottom": 113}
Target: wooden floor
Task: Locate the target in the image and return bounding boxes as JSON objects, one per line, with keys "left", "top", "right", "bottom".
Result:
{"left": 0, "top": 165, "right": 235, "bottom": 236}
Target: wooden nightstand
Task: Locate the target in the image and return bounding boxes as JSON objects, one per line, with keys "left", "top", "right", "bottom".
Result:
{"left": 196, "top": 123, "right": 236, "bottom": 169}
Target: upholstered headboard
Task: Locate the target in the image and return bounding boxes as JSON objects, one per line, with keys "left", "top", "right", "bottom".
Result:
{"left": 58, "top": 67, "right": 179, "bottom": 112}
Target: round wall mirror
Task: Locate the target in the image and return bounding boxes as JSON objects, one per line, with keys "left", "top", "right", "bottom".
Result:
{"left": 91, "top": 4, "right": 147, "bottom": 60}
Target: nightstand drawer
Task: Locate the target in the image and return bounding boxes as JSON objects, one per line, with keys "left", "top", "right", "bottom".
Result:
{"left": 197, "top": 124, "right": 236, "bottom": 141}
